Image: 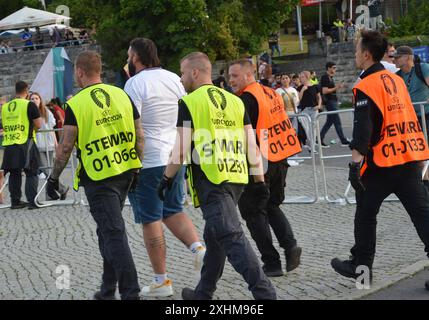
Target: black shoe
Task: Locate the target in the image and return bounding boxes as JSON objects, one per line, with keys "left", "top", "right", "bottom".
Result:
{"left": 262, "top": 265, "right": 284, "bottom": 277}
{"left": 60, "top": 186, "right": 69, "bottom": 200}
{"left": 27, "top": 203, "right": 40, "bottom": 210}
{"left": 331, "top": 258, "right": 373, "bottom": 281}
{"left": 11, "top": 201, "right": 28, "bottom": 209}
{"left": 425, "top": 280, "right": 429, "bottom": 291}
{"left": 181, "top": 287, "right": 196, "bottom": 300}
{"left": 286, "top": 246, "right": 302, "bottom": 272}
{"left": 93, "top": 291, "right": 117, "bottom": 300}
{"left": 340, "top": 140, "right": 351, "bottom": 147}
{"left": 321, "top": 142, "right": 330, "bottom": 148}
{"left": 285, "top": 246, "right": 302, "bottom": 272}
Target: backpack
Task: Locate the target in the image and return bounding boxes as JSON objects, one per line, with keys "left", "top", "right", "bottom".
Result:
{"left": 396, "top": 54, "right": 429, "bottom": 89}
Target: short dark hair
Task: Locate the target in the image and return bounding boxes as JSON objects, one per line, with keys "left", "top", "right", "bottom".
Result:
{"left": 130, "top": 38, "right": 161, "bottom": 68}
{"left": 15, "top": 81, "right": 28, "bottom": 94}
{"left": 292, "top": 74, "right": 299, "bottom": 80}
{"left": 326, "top": 62, "right": 336, "bottom": 70}
{"left": 359, "top": 30, "right": 388, "bottom": 63}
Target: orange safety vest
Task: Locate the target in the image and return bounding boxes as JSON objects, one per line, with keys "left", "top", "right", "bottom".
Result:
{"left": 242, "top": 82, "right": 302, "bottom": 162}
{"left": 354, "top": 70, "right": 429, "bottom": 173}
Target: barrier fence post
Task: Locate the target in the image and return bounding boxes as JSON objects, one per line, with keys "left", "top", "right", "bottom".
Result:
{"left": 282, "top": 112, "right": 319, "bottom": 204}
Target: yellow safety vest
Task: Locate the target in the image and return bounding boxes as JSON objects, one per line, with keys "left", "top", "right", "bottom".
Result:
{"left": 181, "top": 85, "right": 249, "bottom": 207}
{"left": 1, "top": 98, "right": 30, "bottom": 146}
{"left": 67, "top": 83, "right": 142, "bottom": 190}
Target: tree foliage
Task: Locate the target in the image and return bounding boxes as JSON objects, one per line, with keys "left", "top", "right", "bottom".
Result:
{"left": 387, "top": 0, "right": 429, "bottom": 37}
{"left": 47, "top": 0, "right": 299, "bottom": 71}
{"left": 0, "top": 0, "right": 43, "bottom": 19}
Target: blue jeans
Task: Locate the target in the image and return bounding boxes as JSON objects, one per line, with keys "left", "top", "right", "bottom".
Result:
{"left": 270, "top": 44, "right": 281, "bottom": 57}
{"left": 320, "top": 100, "right": 347, "bottom": 143}
{"left": 84, "top": 171, "right": 140, "bottom": 300}
{"left": 193, "top": 178, "right": 276, "bottom": 300}
{"left": 128, "top": 166, "right": 186, "bottom": 224}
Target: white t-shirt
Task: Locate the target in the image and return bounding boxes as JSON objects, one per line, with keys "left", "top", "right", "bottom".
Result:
{"left": 381, "top": 60, "right": 399, "bottom": 74}
{"left": 124, "top": 68, "right": 186, "bottom": 169}
{"left": 36, "top": 107, "right": 57, "bottom": 151}
{"left": 276, "top": 87, "right": 300, "bottom": 113}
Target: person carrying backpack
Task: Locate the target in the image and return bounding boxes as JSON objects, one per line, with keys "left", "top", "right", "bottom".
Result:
{"left": 394, "top": 46, "right": 429, "bottom": 191}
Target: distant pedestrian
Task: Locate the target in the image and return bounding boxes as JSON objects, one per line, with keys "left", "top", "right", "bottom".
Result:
{"left": 319, "top": 62, "right": 350, "bottom": 147}
{"left": 268, "top": 32, "right": 281, "bottom": 57}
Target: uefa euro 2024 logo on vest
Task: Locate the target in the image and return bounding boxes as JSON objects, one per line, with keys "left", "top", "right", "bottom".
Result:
{"left": 208, "top": 87, "right": 227, "bottom": 119}
{"left": 91, "top": 88, "right": 111, "bottom": 110}
{"left": 8, "top": 101, "right": 17, "bottom": 113}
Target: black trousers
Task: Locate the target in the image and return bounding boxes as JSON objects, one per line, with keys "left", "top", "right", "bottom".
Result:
{"left": 350, "top": 162, "right": 429, "bottom": 268}
{"left": 83, "top": 171, "right": 140, "bottom": 300}
{"left": 8, "top": 169, "right": 38, "bottom": 205}
{"left": 194, "top": 179, "right": 276, "bottom": 300}
{"left": 320, "top": 100, "right": 347, "bottom": 143}
{"left": 239, "top": 161, "right": 297, "bottom": 269}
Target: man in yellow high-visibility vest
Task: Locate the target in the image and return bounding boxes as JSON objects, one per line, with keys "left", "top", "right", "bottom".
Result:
{"left": 1, "top": 81, "right": 42, "bottom": 209}
{"left": 47, "top": 51, "right": 145, "bottom": 300}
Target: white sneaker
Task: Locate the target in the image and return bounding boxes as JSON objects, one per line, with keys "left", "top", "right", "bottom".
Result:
{"left": 141, "top": 279, "right": 174, "bottom": 297}
{"left": 287, "top": 160, "right": 300, "bottom": 167}
{"left": 193, "top": 245, "right": 206, "bottom": 273}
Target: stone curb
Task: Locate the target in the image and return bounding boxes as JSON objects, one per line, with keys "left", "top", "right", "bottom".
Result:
{"left": 347, "top": 259, "right": 429, "bottom": 300}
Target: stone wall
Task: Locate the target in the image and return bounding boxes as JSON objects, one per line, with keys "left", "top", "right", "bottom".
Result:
{"left": 0, "top": 44, "right": 115, "bottom": 100}
{"left": 327, "top": 41, "right": 360, "bottom": 103}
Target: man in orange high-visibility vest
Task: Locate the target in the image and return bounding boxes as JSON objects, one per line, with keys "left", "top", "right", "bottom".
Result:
{"left": 331, "top": 30, "right": 429, "bottom": 291}
{"left": 229, "top": 59, "right": 302, "bottom": 278}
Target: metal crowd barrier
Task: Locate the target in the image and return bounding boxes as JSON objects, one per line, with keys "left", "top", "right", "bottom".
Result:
{"left": 315, "top": 108, "right": 354, "bottom": 205}
{"left": 282, "top": 112, "right": 319, "bottom": 204}
{"left": 0, "top": 128, "right": 85, "bottom": 209}
{"left": 314, "top": 102, "right": 429, "bottom": 205}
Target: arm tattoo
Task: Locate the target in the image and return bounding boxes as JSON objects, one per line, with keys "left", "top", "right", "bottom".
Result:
{"left": 134, "top": 120, "right": 145, "bottom": 162}
{"left": 51, "top": 126, "right": 77, "bottom": 179}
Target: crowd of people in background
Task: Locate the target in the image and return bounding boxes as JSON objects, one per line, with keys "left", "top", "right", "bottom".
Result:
{"left": 0, "top": 27, "right": 91, "bottom": 54}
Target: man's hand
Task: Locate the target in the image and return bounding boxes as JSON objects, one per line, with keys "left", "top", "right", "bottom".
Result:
{"left": 46, "top": 176, "right": 60, "bottom": 200}
{"left": 349, "top": 161, "right": 365, "bottom": 192}
{"left": 157, "top": 175, "right": 174, "bottom": 201}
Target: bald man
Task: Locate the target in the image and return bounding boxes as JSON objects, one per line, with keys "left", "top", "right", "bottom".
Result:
{"left": 159, "top": 52, "right": 276, "bottom": 300}
{"left": 229, "top": 59, "right": 302, "bottom": 278}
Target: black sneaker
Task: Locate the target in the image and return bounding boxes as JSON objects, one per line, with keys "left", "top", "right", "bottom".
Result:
{"left": 425, "top": 280, "right": 429, "bottom": 291}
{"left": 262, "top": 265, "right": 284, "bottom": 277}
{"left": 331, "top": 258, "right": 373, "bottom": 281}
{"left": 321, "top": 142, "right": 330, "bottom": 148}
{"left": 181, "top": 287, "right": 196, "bottom": 300}
{"left": 93, "top": 291, "right": 117, "bottom": 300}
{"left": 60, "top": 186, "right": 70, "bottom": 201}
{"left": 285, "top": 246, "right": 302, "bottom": 272}
{"left": 340, "top": 140, "right": 351, "bottom": 147}
{"left": 28, "top": 203, "right": 40, "bottom": 210}
{"left": 11, "top": 201, "right": 28, "bottom": 210}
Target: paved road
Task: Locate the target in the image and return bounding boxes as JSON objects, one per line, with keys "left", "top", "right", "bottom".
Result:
{"left": 362, "top": 269, "right": 429, "bottom": 300}
{"left": 1, "top": 112, "right": 428, "bottom": 300}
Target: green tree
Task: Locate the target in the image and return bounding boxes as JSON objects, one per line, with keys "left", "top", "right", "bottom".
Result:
{"left": 0, "top": 0, "right": 43, "bottom": 19}
{"left": 47, "top": 0, "right": 299, "bottom": 71}
{"left": 387, "top": 0, "right": 429, "bottom": 37}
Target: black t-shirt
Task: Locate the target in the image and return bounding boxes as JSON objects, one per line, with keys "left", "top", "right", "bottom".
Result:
{"left": 320, "top": 74, "right": 337, "bottom": 102}
{"left": 297, "top": 85, "right": 320, "bottom": 110}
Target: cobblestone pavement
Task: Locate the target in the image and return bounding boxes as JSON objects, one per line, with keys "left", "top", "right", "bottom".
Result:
{"left": 1, "top": 157, "right": 428, "bottom": 300}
